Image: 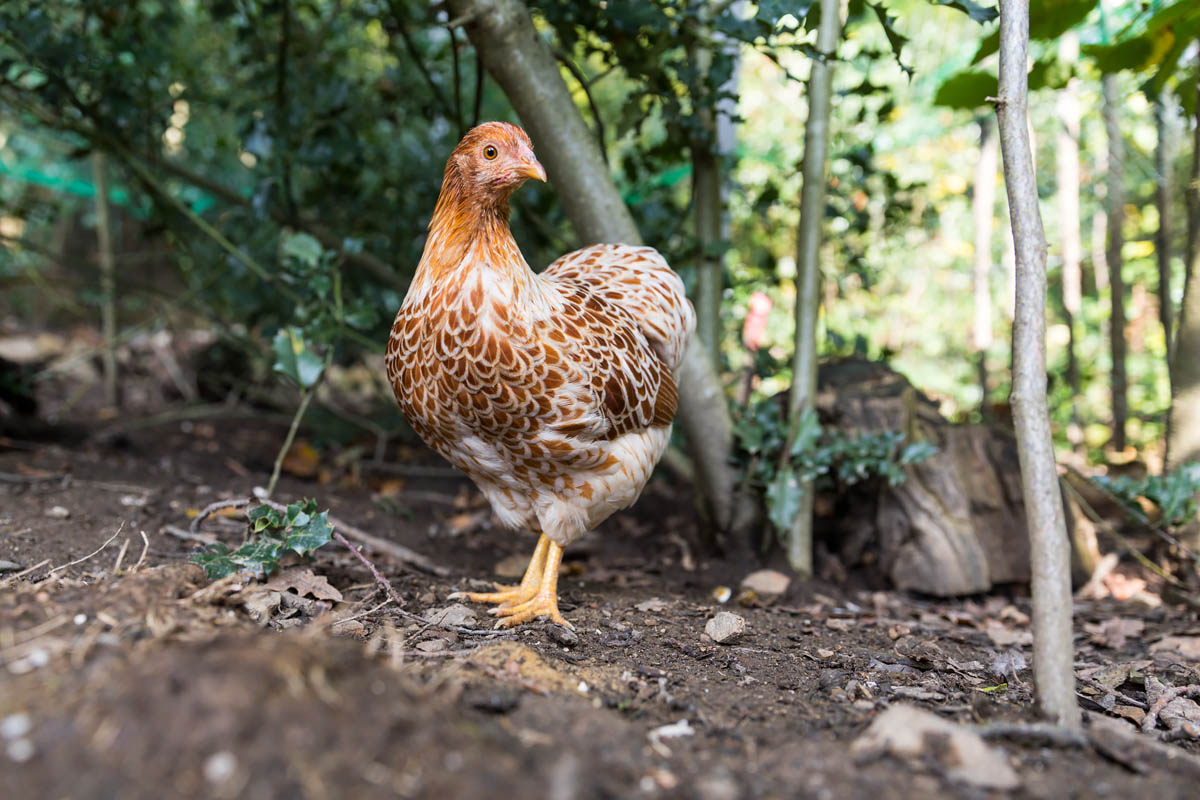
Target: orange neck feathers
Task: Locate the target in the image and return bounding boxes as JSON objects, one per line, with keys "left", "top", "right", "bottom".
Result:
{"left": 415, "top": 159, "right": 522, "bottom": 286}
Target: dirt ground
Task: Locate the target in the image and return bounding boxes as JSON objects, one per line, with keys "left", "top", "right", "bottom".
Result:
{"left": 4, "top": 396, "right": 1200, "bottom": 798}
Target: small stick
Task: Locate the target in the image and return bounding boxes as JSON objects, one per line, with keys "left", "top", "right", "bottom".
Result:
{"left": 130, "top": 530, "right": 150, "bottom": 572}
{"left": 1077, "top": 674, "right": 1148, "bottom": 710}
{"left": 162, "top": 524, "right": 217, "bottom": 544}
{"left": 49, "top": 522, "right": 125, "bottom": 576}
{"left": 973, "top": 720, "right": 1087, "bottom": 748}
{"left": 1142, "top": 685, "right": 1200, "bottom": 733}
{"left": 111, "top": 536, "right": 130, "bottom": 574}
{"left": 190, "top": 498, "right": 251, "bottom": 534}
{"left": 334, "top": 531, "right": 406, "bottom": 608}
{"left": 0, "top": 558, "right": 50, "bottom": 586}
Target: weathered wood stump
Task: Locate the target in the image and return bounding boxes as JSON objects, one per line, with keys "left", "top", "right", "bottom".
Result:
{"left": 815, "top": 358, "right": 1031, "bottom": 595}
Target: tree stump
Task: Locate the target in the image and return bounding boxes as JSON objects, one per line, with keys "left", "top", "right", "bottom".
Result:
{"left": 815, "top": 358, "right": 1031, "bottom": 595}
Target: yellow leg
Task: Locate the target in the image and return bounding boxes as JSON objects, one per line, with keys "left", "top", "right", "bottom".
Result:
{"left": 489, "top": 539, "right": 572, "bottom": 630}
{"left": 449, "top": 534, "right": 549, "bottom": 608}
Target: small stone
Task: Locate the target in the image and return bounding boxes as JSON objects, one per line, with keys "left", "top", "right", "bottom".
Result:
{"left": 425, "top": 603, "right": 478, "bottom": 628}
{"left": 203, "top": 751, "right": 237, "bottom": 784}
{"left": 739, "top": 569, "right": 790, "bottom": 600}
{"left": 44, "top": 506, "right": 70, "bottom": 519}
{"left": 711, "top": 586, "right": 731, "bottom": 604}
{"left": 415, "top": 639, "right": 446, "bottom": 653}
{"left": 6, "top": 738, "right": 34, "bottom": 763}
{"left": 816, "top": 648, "right": 835, "bottom": 659}
{"left": 548, "top": 625, "right": 579, "bottom": 648}
{"left": 705, "top": 611, "right": 746, "bottom": 644}
{"left": 636, "top": 598, "right": 669, "bottom": 613}
{"left": 1, "top": 713, "right": 31, "bottom": 740}
{"left": 0, "top": 560, "right": 22, "bottom": 573}
{"left": 493, "top": 553, "right": 529, "bottom": 578}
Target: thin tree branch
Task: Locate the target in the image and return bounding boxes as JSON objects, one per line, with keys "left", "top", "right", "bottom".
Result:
{"left": 448, "top": 24, "right": 465, "bottom": 136}
{"left": 553, "top": 48, "right": 609, "bottom": 165}
{"left": 994, "top": 0, "right": 1080, "bottom": 733}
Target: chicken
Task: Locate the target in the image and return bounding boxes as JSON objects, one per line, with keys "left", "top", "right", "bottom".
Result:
{"left": 386, "top": 122, "right": 694, "bottom": 629}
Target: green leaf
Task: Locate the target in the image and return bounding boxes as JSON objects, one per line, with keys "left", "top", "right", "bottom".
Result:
{"left": 767, "top": 468, "right": 807, "bottom": 532}
{"left": 285, "top": 510, "right": 334, "bottom": 555}
{"left": 281, "top": 231, "right": 324, "bottom": 268}
{"left": 931, "top": 0, "right": 997, "bottom": 24}
{"left": 788, "top": 407, "right": 823, "bottom": 458}
{"left": 933, "top": 70, "right": 998, "bottom": 109}
{"left": 191, "top": 545, "right": 239, "bottom": 580}
{"left": 272, "top": 328, "right": 325, "bottom": 388}
{"left": 867, "top": 2, "right": 912, "bottom": 76}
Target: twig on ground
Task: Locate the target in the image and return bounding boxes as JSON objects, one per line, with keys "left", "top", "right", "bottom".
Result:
{"left": 131, "top": 530, "right": 150, "bottom": 571}
{"left": 973, "top": 720, "right": 1088, "bottom": 747}
{"left": 1142, "top": 685, "right": 1200, "bottom": 733}
{"left": 49, "top": 522, "right": 125, "bottom": 576}
{"left": 111, "top": 536, "right": 130, "bottom": 574}
{"left": 1077, "top": 674, "right": 1148, "bottom": 710}
{"left": 383, "top": 606, "right": 515, "bottom": 639}
{"left": 334, "top": 531, "right": 406, "bottom": 608}
{"left": 190, "top": 497, "right": 251, "bottom": 534}
{"left": 163, "top": 524, "right": 218, "bottom": 545}
{"left": 0, "top": 559, "right": 50, "bottom": 586}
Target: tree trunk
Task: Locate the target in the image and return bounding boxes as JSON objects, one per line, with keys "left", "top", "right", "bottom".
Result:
{"left": 1156, "top": 97, "right": 1174, "bottom": 367}
{"left": 447, "top": 0, "right": 737, "bottom": 531}
{"left": 995, "top": 0, "right": 1081, "bottom": 733}
{"left": 689, "top": 3, "right": 724, "bottom": 367}
{"left": 1168, "top": 56, "right": 1200, "bottom": 474}
{"left": 782, "top": 0, "right": 841, "bottom": 576}
{"left": 1103, "top": 73, "right": 1128, "bottom": 453}
{"left": 91, "top": 152, "right": 118, "bottom": 409}
{"left": 1056, "top": 34, "right": 1083, "bottom": 449}
{"left": 973, "top": 118, "right": 997, "bottom": 412}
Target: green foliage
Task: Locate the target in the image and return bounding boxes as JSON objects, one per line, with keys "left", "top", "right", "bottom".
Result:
{"left": 273, "top": 327, "right": 326, "bottom": 389}
{"left": 1093, "top": 464, "right": 1200, "bottom": 530}
{"left": 735, "top": 401, "right": 937, "bottom": 534}
{"left": 191, "top": 499, "right": 334, "bottom": 580}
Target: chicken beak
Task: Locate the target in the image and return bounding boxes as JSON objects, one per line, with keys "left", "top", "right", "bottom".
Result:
{"left": 520, "top": 156, "right": 547, "bottom": 183}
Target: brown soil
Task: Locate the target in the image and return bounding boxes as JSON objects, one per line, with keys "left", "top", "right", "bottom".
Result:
{"left": 3, "top": 411, "right": 1200, "bottom": 799}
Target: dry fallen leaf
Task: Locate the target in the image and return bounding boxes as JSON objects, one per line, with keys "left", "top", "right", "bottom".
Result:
{"left": 1150, "top": 636, "right": 1200, "bottom": 661}
{"left": 281, "top": 439, "right": 321, "bottom": 478}
{"left": 265, "top": 567, "right": 343, "bottom": 602}
{"left": 985, "top": 620, "right": 1032, "bottom": 648}
{"left": 1083, "top": 618, "right": 1145, "bottom": 649}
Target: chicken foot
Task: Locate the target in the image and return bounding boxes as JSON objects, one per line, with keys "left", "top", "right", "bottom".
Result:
{"left": 449, "top": 533, "right": 573, "bottom": 629}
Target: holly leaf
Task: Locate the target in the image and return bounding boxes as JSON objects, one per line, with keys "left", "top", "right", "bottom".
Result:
{"left": 284, "top": 509, "right": 334, "bottom": 556}
{"left": 931, "top": 0, "right": 997, "bottom": 23}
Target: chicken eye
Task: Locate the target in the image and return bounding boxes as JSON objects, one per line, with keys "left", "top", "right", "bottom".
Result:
{"left": 483, "top": 145, "right": 498, "bottom": 160}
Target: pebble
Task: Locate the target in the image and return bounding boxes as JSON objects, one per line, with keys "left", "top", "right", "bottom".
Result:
{"left": 739, "top": 569, "right": 790, "bottom": 600}
{"left": 425, "top": 603, "right": 477, "bottom": 628}
{"left": 44, "top": 506, "right": 70, "bottom": 519}
{"left": 548, "top": 625, "right": 579, "bottom": 648}
{"left": 415, "top": 639, "right": 446, "bottom": 653}
{"left": 0, "top": 560, "right": 22, "bottom": 573}
{"left": 203, "top": 751, "right": 237, "bottom": 784}
{"left": 705, "top": 611, "right": 746, "bottom": 644}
